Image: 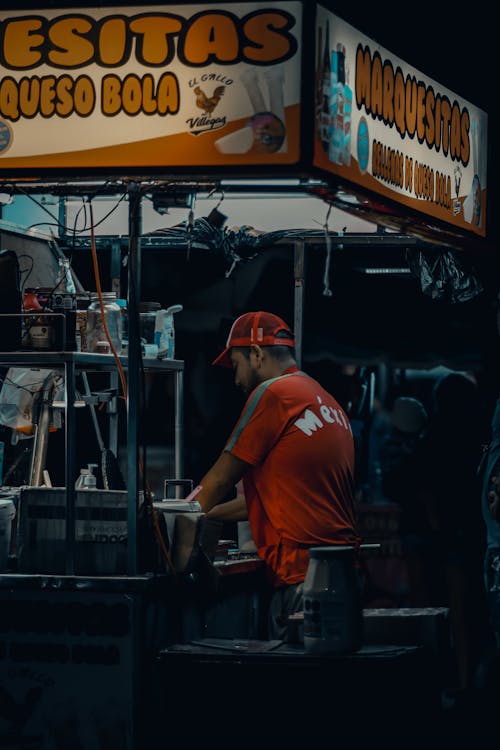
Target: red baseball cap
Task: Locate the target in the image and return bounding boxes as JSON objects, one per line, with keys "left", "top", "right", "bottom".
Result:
{"left": 213, "top": 311, "right": 295, "bottom": 367}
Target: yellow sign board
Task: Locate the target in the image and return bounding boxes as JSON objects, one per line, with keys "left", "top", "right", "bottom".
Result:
{"left": 0, "top": 3, "right": 302, "bottom": 170}
{"left": 313, "top": 7, "right": 488, "bottom": 238}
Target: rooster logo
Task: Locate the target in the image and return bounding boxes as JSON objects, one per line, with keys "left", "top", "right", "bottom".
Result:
{"left": 193, "top": 85, "right": 225, "bottom": 114}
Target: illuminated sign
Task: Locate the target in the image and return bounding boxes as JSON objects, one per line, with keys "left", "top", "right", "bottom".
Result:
{"left": 0, "top": 3, "right": 302, "bottom": 169}
{"left": 313, "top": 7, "right": 488, "bottom": 238}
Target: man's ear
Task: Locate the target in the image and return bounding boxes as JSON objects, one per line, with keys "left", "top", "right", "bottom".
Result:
{"left": 250, "top": 344, "right": 264, "bottom": 363}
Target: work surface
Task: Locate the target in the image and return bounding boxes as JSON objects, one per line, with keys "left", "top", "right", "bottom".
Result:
{"left": 156, "top": 638, "right": 442, "bottom": 741}
{"left": 161, "top": 638, "right": 420, "bottom": 659}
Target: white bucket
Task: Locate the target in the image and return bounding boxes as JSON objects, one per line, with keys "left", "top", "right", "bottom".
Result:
{"left": 0, "top": 498, "right": 16, "bottom": 570}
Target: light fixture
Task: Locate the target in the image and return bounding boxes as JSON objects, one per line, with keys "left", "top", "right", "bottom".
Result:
{"left": 355, "top": 267, "right": 412, "bottom": 275}
{"left": 220, "top": 178, "right": 302, "bottom": 188}
{"left": 152, "top": 191, "right": 194, "bottom": 214}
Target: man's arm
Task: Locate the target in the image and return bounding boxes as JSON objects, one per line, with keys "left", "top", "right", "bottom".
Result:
{"left": 207, "top": 496, "right": 248, "bottom": 522}
{"left": 197, "top": 451, "right": 251, "bottom": 518}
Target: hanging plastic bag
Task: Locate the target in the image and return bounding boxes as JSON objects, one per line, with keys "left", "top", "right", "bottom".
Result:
{"left": 406, "top": 248, "right": 483, "bottom": 303}
{"left": 0, "top": 368, "right": 63, "bottom": 437}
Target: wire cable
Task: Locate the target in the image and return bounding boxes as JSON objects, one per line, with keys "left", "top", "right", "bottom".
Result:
{"left": 89, "top": 198, "right": 176, "bottom": 576}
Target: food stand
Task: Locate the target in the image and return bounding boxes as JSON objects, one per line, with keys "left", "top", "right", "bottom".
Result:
{"left": 0, "top": 1, "right": 494, "bottom": 745}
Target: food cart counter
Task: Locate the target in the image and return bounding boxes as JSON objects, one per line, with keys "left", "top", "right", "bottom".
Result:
{"left": 155, "top": 638, "right": 442, "bottom": 742}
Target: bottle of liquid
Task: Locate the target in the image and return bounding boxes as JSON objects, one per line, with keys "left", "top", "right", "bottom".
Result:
{"left": 56, "top": 257, "right": 76, "bottom": 295}
{"left": 154, "top": 304, "right": 183, "bottom": 359}
{"left": 329, "top": 43, "right": 345, "bottom": 164}
{"left": 86, "top": 292, "right": 122, "bottom": 354}
{"left": 320, "top": 20, "right": 331, "bottom": 152}
{"left": 51, "top": 260, "right": 77, "bottom": 350}
{"left": 343, "top": 62, "right": 353, "bottom": 166}
{"left": 75, "top": 464, "right": 97, "bottom": 489}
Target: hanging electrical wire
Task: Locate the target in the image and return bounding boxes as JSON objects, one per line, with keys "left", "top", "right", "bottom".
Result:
{"left": 322, "top": 203, "right": 333, "bottom": 297}
{"left": 88, "top": 197, "right": 176, "bottom": 575}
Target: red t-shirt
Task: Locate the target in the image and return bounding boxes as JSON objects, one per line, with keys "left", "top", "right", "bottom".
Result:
{"left": 225, "top": 369, "right": 359, "bottom": 586}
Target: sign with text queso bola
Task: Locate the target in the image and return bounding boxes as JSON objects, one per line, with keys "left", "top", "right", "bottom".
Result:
{"left": 0, "top": 3, "right": 302, "bottom": 171}
{"left": 314, "top": 8, "right": 488, "bottom": 238}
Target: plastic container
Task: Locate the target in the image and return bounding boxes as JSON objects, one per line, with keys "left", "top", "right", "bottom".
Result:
{"left": 154, "top": 304, "right": 183, "bottom": 359}
{"left": 139, "top": 301, "right": 161, "bottom": 344}
{"left": 86, "top": 292, "right": 122, "bottom": 354}
{"left": 303, "top": 545, "right": 363, "bottom": 654}
{"left": 75, "top": 464, "right": 98, "bottom": 489}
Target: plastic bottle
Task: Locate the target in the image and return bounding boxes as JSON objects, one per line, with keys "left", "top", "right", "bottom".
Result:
{"left": 154, "top": 304, "right": 183, "bottom": 359}
{"left": 320, "top": 19, "right": 331, "bottom": 152}
{"left": 329, "top": 43, "right": 345, "bottom": 164}
{"left": 86, "top": 292, "right": 122, "bottom": 354}
{"left": 343, "top": 62, "right": 353, "bottom": 166}
{"left": 75, "top": 464, "right": 97, "bottom": 489}
{"left": 56, "top": 257, "right": 76, "bottom": 295}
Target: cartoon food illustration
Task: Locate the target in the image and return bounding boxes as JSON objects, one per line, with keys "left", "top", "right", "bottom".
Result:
{"left": 214, "top": 66, "right": 287, "bottom": 155}
{"left": 248, "top": 112, "right": 285, "bottom": 154}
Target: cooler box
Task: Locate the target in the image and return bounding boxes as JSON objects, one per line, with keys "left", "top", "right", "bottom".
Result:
{"left": 17, "top": 486, "right": 135, "bottom": 575}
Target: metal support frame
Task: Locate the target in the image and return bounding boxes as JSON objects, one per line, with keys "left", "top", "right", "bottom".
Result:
{"left": 174, "top": 370, "right": 184, "bottom": 482}
{"left": 64, "top": 360, "right": 77, "bottom": 575}
{"left": 127, "top": 184, "right": 142, "bottom": 576}
{"left": 293, "top": 239, "right": 305, "bottom": 369}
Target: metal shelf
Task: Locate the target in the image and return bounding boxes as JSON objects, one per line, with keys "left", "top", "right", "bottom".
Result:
{"left": 0, "top": 350, "right": 184, "bottom": 371}
{"left": 0, "top": 350, "right": 184, "bottom": 576}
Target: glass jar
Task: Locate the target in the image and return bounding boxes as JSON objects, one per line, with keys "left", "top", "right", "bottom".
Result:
{"left": 75, "top": 292, "right": 91, "bottom": 352}
{"left": 86, "top": 292, "right": 122, "bottom": 354}
{"left": 23, "top": 288, "right": 54, "bottom": 350}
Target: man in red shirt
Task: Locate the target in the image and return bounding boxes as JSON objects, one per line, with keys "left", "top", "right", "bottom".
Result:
{"left": 197, "top": 311, "right": 359, "bottom": 639}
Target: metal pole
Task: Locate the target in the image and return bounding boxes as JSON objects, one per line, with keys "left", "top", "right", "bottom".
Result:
{"left": 174, "top": 369, "right": 184, "bottom": 481}
{"left": 293, "top": 239, "right": 305, "bottom": 369}
{"left": 65, "top": 360, "right": 76, "bottom": 575}
{"left": 127, "top": 184, "right": 142, "bottom": 576}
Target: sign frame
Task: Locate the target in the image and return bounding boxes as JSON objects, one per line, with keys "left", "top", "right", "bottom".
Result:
{"left": 0, "top": 0, "right": 489, "bottom": 242}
